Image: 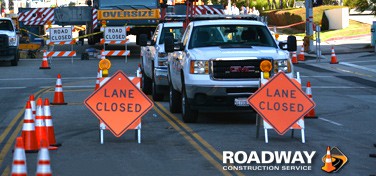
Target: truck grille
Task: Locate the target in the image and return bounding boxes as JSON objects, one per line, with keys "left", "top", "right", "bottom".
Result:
{"left": 211, "top": 59, "right": 267, "bottom": 79}
{"left": 0, "top": 35, "right": 9, "bottom": 49}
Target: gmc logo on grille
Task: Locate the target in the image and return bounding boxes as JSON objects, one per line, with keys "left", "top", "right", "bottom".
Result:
{"left": 229, "top": 66, "right": 255, "bottom": 73}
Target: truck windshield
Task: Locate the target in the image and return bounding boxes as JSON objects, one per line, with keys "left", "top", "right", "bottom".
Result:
{"left": 159, "top": 27, "right": 184, "bottom": 44}
{"left": 189, "top": 25, "right": 276, "bottom": 49}
{"left": 0, "top": 20, "right": 13, "bottom": 31}
{"left": 99, "top": 0, "right": 157, "bottom": 7}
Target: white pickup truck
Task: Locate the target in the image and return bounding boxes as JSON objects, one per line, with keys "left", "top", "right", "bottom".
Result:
{"left": 0, "top": 18, "right": 19, "bottom": 66}
{"left": 139, "top": 21, "right": 184, "bottom": 101}
{"left": 165, "top": 16, "right": 297, "bottom": 123}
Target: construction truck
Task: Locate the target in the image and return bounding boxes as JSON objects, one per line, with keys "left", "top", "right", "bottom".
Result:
{"left": 16, "top": 0, "right": 224, "bottom": 46}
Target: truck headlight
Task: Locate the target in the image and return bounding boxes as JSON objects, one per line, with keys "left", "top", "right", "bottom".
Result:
{"left": 190, "top": 60, "right": 208, "bottom": 74}
{"left": 273, "top": 59, "right": 291, "bottom": 73}
{"left": 9, "top": 37, "right": 17, "bottom": 46}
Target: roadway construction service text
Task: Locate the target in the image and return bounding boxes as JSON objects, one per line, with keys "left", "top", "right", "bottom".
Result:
{"left": 95, "top": 89, "right": 142, "bottom": 112}
{"left": 50, "top": 27, "right": 72, "bottom": 42}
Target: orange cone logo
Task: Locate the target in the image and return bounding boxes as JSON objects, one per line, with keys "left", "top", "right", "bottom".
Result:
{"left": 322, "top": 146, "right": 348, "bottom": 173}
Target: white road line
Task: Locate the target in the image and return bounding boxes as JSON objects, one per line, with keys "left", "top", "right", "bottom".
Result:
{"left": 0, "top": 77, "right": 96, "bottom": 81}
{"left": 0, "top": 87, "right": 27, "bottom": 90}
{"left": 345, "top": 60, "right": 376, "bottom": 63}
{"left": 300, "top": 76, "right": 335, "bottom": 78}
{"left": 40, "top": 85, "right": 93, "bottom": 88}
{"left": 340, "top": 62, "right": 376, "bottom": 73}
{"left": 319, "top": 117, "right": 343, "bottom": 126}
{"left": 307, "top": 86, "right": 370, "bottom": 89}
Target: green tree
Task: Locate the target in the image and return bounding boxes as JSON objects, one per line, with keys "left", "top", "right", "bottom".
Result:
{"left": 355, "top": 0, "right": 376, "bottom": 15}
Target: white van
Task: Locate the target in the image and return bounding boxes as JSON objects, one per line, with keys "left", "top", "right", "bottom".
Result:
{"left": 0, "top": 18, "right": 19, "bottom": 66}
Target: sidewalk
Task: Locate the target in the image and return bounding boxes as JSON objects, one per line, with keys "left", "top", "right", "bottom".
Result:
{"left": 279, "top": 34, "right": 374, "bottom": 59}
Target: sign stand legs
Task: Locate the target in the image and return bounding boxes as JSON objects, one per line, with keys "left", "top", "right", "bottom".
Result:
{"left": 100, "top": 123, "right": 106, "bottom": 144}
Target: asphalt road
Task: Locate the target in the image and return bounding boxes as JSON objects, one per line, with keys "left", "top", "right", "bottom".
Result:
{"left": 0, "top": 44, "right": 375, "bottom": 175}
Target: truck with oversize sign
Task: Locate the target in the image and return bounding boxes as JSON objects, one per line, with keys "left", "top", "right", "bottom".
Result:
{"left": 165, "top": 15, "right": 297, "bottom": 123}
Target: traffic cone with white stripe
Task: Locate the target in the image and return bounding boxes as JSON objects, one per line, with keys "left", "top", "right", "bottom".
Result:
{"left": 95, "top": 68, "right": 101, "bottom": 91}
{"left": 11, "top": 137, "right": 28, "bottom": 176}
{"left": 101, "top": 49, "right": 105, "bottom": 60}
{"left": 30, "top": 95, "right": 36, "bottom": 120}
{"left": 35, "top": 98, "right": 48, "bottom": 149}
{"left": 39, "top": 50, "right": 51, "bottom": 69}
{"left": 291, "top": 51, "right": 298, "bottom": 64}
{"left": 36, "top": 139, "right": 53, "bottom": 176}
{"left": 330, "top": 46, "right": 339, "bottom": 64}
{"left": 298, "top": 45, "right": 305, "bottom": 61}
{"left": 321, "top": 146, "right": 336, "bottom": 173}
{"left": 44, "top": 98, "right": 61, "bottom": 147}
{"left": 22, "top": 100, "right": 39, "bottom": 153}
{"left": 305, "top": 81, "right": 317, "bottom": 118}
{"left": 51, "top": 74, "right": 67, "bottom": 105}
{"left": 137, "top": 64, "right": 142, "bottom": 78}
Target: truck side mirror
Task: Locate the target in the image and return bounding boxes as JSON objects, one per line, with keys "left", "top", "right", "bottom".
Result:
{"left": 164, "top": 36, "right": 175, "bottom": 53}
{"left": 287, "top": 35, "right": 297, "bottom": 52}
{"left": 139, "top": 34, "right": 148, "bottom": 46}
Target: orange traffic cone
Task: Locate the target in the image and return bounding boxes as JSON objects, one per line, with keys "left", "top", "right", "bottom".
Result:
{"left": 11, "top": 137, "right": 28, "bottom": 176}
{"left": 298, "top": 45, "right": 305, "bottom": 61}
{"left": 291, "top": 51, "right": 298, "bottom": 64}
{"left": 44, "top": 98, "right": 61, "bottom": 147}
{"left": 29, "top": 95, "right": 36, "bottom": 120}
{"left": 36, "top": 140, "right": 53, "bottom": 176}
{"left": 137, "top": 63, "right": 142, "bottom": 78}
{"left": 51, "top": 74, "right": 67, "bottom": 105}
{"left": 322, "top": 146, "right": 336, "bottom": 173}
{"left": 101, "top": 49, "right": 105, "bottom": 60}
{"left": 39, "top": 50, "right": 51, "bottom": 69}
{"left": 95, "top": 68, "right": 101, "bottom": 91}
{"left": 330, "top": 46, "right": 339, "bottom": 64}
{"left": 35, "top": 98, "right": 48, "bottom": 149}
{"left": 22, "top": 101, "right": 39, "bottom": 153}
{"left": 305, "top": 81, "right": 318, "bottom": 118}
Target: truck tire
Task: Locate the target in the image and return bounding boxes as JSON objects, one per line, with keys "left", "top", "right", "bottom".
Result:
{"left": 169, "top": 81, "right": 182, "bottom": 113}
{"left": 182, "top": 86, "right": 198, "bottom": 123}
{"left": 141, "top": 70, "right": 152, "bottom": 95}
{"left": 152, "top": 79, "right": 164, "bottom": 101}
{"left": 11, "top": 50, "right": 19, "bottom": 66}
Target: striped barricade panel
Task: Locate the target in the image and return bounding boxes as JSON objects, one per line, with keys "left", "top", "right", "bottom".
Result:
{"left": 18, "top": 8, "right": 55, "bottom": 25}
{"left": 195, "top": 5, "right": 225, "bottom": 15}
{"left": 99, "top": 77, "right": 141, "bottom": 130}
{"left": 46, "top": 40, "right": 76, "bottom": 46}
{"left": 47, "top": 51, "right": 77, "bottom": 57}
{"left": 100, "top": 38, "right": 129, "bottom": 45}
{"left": 103, "top": 50, "right": 130, "bottom": 56}
{"left": 92, "top": 8, "right": 98, "bottom": 29}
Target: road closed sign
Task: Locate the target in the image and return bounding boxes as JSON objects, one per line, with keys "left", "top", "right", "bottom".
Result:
{"left": 49, "top": 27, "right": 73, "bottom": 42}
{"left": 104, "top": 26, "right": 127, "bottom": 41}
{"left": 84, "top": 71, "right": 153, "bottom": 137}
{"left": 247, "top": 72, "right": 315, "bottom": 135}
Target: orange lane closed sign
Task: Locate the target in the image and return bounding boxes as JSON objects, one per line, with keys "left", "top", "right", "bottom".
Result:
{"left": 247, "top": 72, "right": 315, "bottom": 135}
{"left": 85, "top": 70, "right": 153, "bottom": 137}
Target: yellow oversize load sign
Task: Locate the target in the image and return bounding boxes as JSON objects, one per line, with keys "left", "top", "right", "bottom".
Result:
{"left": 98, "top": 9, "right": 160, "bottom": 20}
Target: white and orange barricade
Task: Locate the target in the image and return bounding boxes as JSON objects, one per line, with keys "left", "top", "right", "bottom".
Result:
{"left": 256, "top": 72, "right": 306, "bottom": 143}
{"left": 100, "top": 26, "right": 131, "bottom": 62}
{"left": 98, "top": 76, "right": 142, "bottom": 144}
{"left": 46, "top": 26, "right": 77, "bottom": 64}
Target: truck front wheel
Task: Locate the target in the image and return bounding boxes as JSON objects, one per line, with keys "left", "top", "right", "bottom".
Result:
{"left": 181, "top": 86, "right": 198, "bottom": 123}
{"left": 169, "top": 81, "right": 182, "bottom": 113}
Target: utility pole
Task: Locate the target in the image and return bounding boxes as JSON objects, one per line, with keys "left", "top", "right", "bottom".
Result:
{"left": 305, "top": 0, "right": 313, "bottom": 52}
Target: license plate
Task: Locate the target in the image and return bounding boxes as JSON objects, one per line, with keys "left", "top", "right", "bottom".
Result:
{"left": 234, "top": 98, "right": 249, "bottom": 107}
